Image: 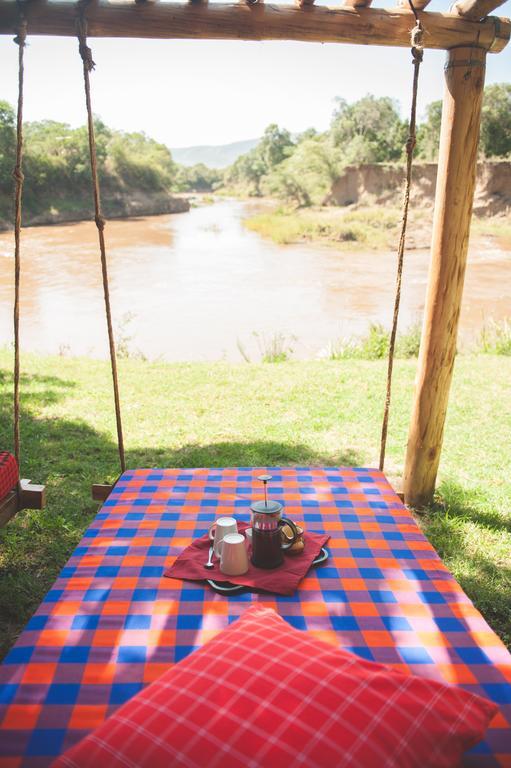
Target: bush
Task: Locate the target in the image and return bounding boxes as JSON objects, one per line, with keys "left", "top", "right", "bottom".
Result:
{"left": 327, "top": 322, "right": 422, "bottom": 361}
{"left": 479, "top": 319, "right": 511, "bottom": 355}
{"left": 396, "top": 322, "right": 422, "bottom": 358}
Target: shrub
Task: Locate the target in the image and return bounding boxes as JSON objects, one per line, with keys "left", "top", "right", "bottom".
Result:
{"left": 479, "top": 319, "right": 511, "bottom": 355}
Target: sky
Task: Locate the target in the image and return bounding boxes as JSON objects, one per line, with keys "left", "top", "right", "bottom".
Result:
{"left": 0, "top": 0, "right": 509, "bottom": 149}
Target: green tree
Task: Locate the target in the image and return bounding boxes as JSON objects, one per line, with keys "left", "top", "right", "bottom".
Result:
{"left": 416, "top": 100, "right": 442, "bottom": 161}
{"left": 176, "top": 163, "right": 222, "bottom": 192}
{"left": 480, "top": 83, "right": 511, "bottom": 158}
{"left": 108, "top": 131, "right": 176, "bottom": 191}
{"left": 0, "top": 100, "right": 15, "bottom": 186}
{"left": 226, "top": 150, "right": 266, "bottom": 196}
{"left": 331, "top": 95, "right": 407, "bottom": 163}
{"left": 418, "top": 84, "right": 511, "bottom": 160}
{"left": 224, "top": 124, "right": 295, "bottom": 196}
{"left": 265, "top": 135, "right": 343, "bottom": 206}
{"left": 258, "top": 124, "right": 295, "bottom": 169}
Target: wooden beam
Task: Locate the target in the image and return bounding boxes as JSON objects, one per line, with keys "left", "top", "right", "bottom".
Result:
{"left": 0, "top": 480, "right": 46, "bottom": 527}
{"left": 453, "top": 0, "right": 509, "bottom": 21}
{"left": 0, "top": 490, "right": 19, "bottom": 528}
{"left": 0, "top": 1, "right": 508, "bottom": 52}
{"left": 403, "top": 46, "right": 486, "bottom": 508}
{"left": 19, "top": 479, "right": 46, "bottom": 510}
{"left": 92, "top": 483, "right": 114, "bottom": 502}
{"left": 396, "top": 0, "right": 432, "bottom": 9}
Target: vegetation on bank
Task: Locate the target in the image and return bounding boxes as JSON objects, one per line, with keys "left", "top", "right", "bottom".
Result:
{"left": 0, "top": 101, "right": 222, "bottom": 226}
{"left": 245, "top": 205, "right": 511, "bottom": 251}
{"left": 245, "top": 206, "right": 403, "bottom": 248}
{"left": 0, "top": 350, "right": 509, "bottom": 657}
{"left": 2, "top": 84, "right": 509, "bottom": 225}
{"left": 224, "top": 85, "right": 511, "bottom": 206}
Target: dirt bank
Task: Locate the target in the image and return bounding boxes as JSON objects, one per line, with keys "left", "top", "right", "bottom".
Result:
{"left": 326, "top": 160, "right": 511, "bottom": 216}
{"left": 0, "top": 191, "right": 190, "bottom": 231}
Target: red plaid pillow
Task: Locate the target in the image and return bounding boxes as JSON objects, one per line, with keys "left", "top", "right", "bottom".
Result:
{"left": 0, "top": 451, "right": 18, "bottom": 501}
{"left": 52, "top": 606, "right": 496, "bottom": 768}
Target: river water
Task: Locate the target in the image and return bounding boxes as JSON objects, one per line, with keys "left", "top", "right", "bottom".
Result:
{"left": 0, "top": 199, "right": 510, "bottom": 361}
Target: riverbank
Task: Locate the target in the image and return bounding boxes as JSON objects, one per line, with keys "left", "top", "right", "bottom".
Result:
{"left": 0, "top": 191, "right": 190, "bottom": 231}
{"left": 244, "top": 205, "right": 511, "bottom": 251}
{"left": 0, "top": 350, "right": 509, "bottom": 655}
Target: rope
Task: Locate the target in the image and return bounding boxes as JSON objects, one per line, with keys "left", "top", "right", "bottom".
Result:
{"left": 379, "top": 14, "right": 424, "bottom": 472}
{"left": 77, "top": 5, "right": 126, "bottom": 473}
{"left": 12, "top": 9, "right": 27, "bottom": 470}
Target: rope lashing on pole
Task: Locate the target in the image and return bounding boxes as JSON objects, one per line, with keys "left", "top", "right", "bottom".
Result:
{"left": 379, "top": 9, "right": 424, "bottom": 472}
{"left": 12, "top": 7, "right": 28, "bottom": 469}
{"left": 77, "top": 1, "right": 126, "bottom": 473}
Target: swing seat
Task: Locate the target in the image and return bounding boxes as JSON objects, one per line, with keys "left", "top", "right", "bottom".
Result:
{"left": 0, "top": 451, "right": 45, "bottom": 527}
{"left": 0, "top": 467, "right": 510, "bottom": 767}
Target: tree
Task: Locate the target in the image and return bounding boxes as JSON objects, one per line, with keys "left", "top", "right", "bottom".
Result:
{"left": 265, "top": 135, "right": 343, "bottom": 206}
{"left": 176, "top": 163, "right": 222, "bottom": 192}
{"left": 258, "top": 124, "right": 295, "bottom": 169}
{"left": 108, "top": 131, "right": 177, "bottom": 191}
{"left": 416, "top": 100, "right": 442, "bottom": 161}
{"left": 480, "top": 83, "right": 511, "bottom": 158}
{"left": 417, "top": 84, "right": 511, "bottom": 161}
{"left": 225, "top": 149, "right": 267, "bottom": 196}
{"left": 331, "top": 95, "right": 407, "bottom": 163}
{"left": 0, "top": 100, "right": 15, "bottom": 185}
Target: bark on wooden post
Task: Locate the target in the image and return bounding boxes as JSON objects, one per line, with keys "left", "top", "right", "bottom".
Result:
{"left": 403, "top": 45, "right": 486, "bottom": 508}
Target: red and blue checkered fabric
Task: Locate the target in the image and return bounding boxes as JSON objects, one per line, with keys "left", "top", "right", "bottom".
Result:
{"left": 0, "top": 467, "right": 510, "bottom": 767}
{"left": 0, "top": 452, "right": 18, "bottom": 502}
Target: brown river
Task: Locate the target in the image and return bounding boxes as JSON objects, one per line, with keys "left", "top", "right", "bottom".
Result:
{"left": 0, "top": 199, "right": 510, "bottom": 361}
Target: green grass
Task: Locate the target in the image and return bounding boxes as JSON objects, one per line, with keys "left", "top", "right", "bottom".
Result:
{"left": 244, "top": 206, "right": 511, "bottom": 252}
{"left": 244, "top": 206, "right": 401, "bottom": 248}
{"left": 0, "top": 351, "right": 510, "bottom": 656}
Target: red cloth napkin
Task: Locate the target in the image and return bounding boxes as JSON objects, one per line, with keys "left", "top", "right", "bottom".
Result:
{"left": 164, "top": 521, "right": 329, "bottom": 597}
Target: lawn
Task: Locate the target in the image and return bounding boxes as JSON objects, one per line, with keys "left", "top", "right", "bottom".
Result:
{"left": 0, "top": 350, "right": 510, "bottom": 657}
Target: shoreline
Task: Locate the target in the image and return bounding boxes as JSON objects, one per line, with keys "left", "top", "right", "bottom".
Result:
{"left": 244, "top": 204, "right": 511, "bottom": 251}
{"left": 0, "top": 192, "right": 191, "bottom": 233}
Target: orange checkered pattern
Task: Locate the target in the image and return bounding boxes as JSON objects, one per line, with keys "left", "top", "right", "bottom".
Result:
{"left": 0, "top": 467, "right": 510, "bottom": 767}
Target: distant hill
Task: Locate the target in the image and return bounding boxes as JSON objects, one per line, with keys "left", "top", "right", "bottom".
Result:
{"left": 171, "top": 138, "right": 260, "bottom": 169}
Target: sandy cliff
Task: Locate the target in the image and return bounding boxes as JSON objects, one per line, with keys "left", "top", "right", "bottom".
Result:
{"left": 326, "top": 161, "right": 511, "bottom": 216}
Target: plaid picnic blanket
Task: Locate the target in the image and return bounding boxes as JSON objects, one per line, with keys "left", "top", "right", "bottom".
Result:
{"left": 0, "top": 452, "right": 18, "bottom": 502}
{"left": 0, "top": 467, "right": 510, "bottom": 767}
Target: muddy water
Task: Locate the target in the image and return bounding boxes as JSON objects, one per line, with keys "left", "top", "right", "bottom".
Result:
{"left": 0, "top": 200, "right": 510, "bottom": 361}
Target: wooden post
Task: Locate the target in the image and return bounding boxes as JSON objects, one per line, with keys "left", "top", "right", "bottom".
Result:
{"left": 403, "top": 46, "right": 486, "bottom": 507}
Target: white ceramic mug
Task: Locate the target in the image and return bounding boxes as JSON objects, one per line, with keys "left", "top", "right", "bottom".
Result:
{"left": 208, "top": 516, "right": 238, "bottom": 557}
{"left": 244, "top": 527, "right": 253, "bottom": 551}
{"left": 218, "top": 533, "right": 249, "bottom": 576}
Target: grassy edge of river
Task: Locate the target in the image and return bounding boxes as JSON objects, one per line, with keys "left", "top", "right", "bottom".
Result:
{"left": 0, "top": 350, "right": 509, "bottom": 656}
{"left": 244, "top": 204, "right": 511, "bottom": 251}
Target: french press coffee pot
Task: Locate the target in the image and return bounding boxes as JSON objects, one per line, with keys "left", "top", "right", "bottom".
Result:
{"left": 251, "top": 475, "right": 299, "bottom": 569}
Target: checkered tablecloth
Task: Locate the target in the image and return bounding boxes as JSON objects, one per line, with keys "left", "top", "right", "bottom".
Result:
{"left": 1, "top": 467, "right": 510, "bottom": 767}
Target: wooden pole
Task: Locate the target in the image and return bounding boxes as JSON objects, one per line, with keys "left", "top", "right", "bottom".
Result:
{"left": 403, "top": 45, "right": 486, "bottom": 508}
{"left": 453, "top": 0, "right": 509, "bottom": 21}
{"left": 0, "top": 1, "right": 508, "bottom": 52}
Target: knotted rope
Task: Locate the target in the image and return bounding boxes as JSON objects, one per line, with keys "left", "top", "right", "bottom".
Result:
{"left": 77, "top": 4, "right": 126, "bottom": 473}
{"left": 12, "top": 11, "right": 27, "bottom": 469}
{"left": 379, "top": 13, "right": 424, "bottom": 472}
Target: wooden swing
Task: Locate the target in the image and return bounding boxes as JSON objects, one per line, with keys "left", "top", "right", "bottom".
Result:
{"left": 0, "top": 15, "right": 45, "bottom": 528}
{"left": 3, "top": 0, "right": 509, "bottom": 512}
{"left": 90, "top": 1, "right": 424, "bottom": 501}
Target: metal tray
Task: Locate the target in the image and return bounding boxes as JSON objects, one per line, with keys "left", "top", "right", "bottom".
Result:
{"left": 206, "top": 547, "right": 329, "bottom": 595}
